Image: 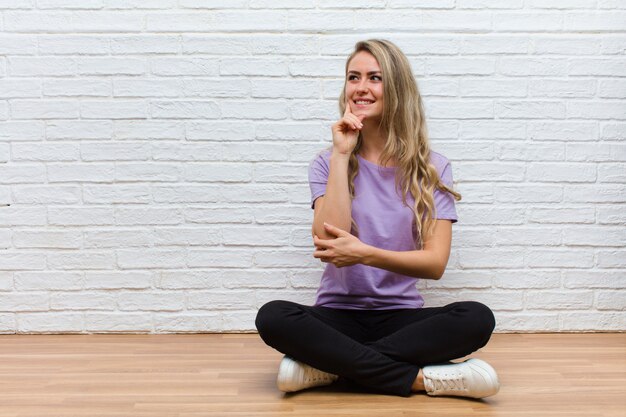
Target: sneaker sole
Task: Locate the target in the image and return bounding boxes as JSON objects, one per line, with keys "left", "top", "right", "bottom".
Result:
{"left": 277, "top": 356, "right": 299, "bottom": 392}
{"left": 466, "top": 358, "right": 500, "bottom": 398}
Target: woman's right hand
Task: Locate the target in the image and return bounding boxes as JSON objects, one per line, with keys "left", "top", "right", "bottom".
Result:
{"left": 331, "top": 100, "right": 366, "bottom": 156}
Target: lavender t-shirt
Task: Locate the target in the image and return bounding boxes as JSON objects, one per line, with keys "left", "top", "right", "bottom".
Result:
{"left": 308, "top": 149, "right": 458, "bottom": 310}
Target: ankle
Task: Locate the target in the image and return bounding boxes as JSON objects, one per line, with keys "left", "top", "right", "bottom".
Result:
{"left": 411, "top": 369, "right": 425, "bottom": 392}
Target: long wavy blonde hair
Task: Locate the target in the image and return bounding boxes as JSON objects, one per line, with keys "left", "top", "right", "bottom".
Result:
{"left": 339, "top": 39, "right": 462, "bottom": 249}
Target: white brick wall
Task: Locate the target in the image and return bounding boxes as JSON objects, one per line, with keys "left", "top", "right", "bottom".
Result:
{"left": 0, "top": 1, "right": 624, "bottom": 334}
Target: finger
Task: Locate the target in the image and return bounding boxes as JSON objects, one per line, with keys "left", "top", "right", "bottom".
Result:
{"left": 313, "top": 235, "right": 331, "bottom": 249}
{"left": 324, "top": 222, "right": 347, "bottom": 236}
{"left": 344, "top": 99, "right": 352, "bottom": 117}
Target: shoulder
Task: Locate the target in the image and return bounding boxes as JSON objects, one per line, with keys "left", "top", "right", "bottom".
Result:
{"left": 429, "top": 150, "right": 451, "bottom": 174}
{"left": 308, "top": 148, "right": 332, "bottom": 178}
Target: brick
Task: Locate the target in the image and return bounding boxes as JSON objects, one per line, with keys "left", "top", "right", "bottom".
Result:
{"left": 115, "top": 163, "right": 181, "bottom": 182}
{"left": 0, "top": 164, "right": 46, "bottom": 183}
{"left": 428, "top": 58, "right": 496, "bottom": 76}
{"left": 115, "top": 207, "right": 183, "bottom": 225}
{"left": 187, "top": 121, "right": 253, "bottom": 141}
{"left": 455, "top": 162, "right": 525, "bottom": 181}
{"left": 150, "top": 57, "right": 218, "bottom": 76}
{"left": 253, "top": 163, "right": 307, "bottom": 183}
{"left": 16, "top": 272, "right": 85, "bottom": 291}
{"left": 83, "top": 184, "right": 151, "bottom": 204}
{"left": 48, "top": 207, "right": 114, "bottom": 226}
{"left": 220, "top": 100, "right": 288, "bottom": 120}
{"left": 597, "top": 250, "right": 626, "bottom": 268}
{"left": 0, "top": 122, "right": 44, "bottom": 141}
{"left": 220, "top": 58, "right": 288, "bottom": 76}
{"left": 529, "top": 206, "right": 595, "bottom": 224}
{"left": 0, "top": 292, "right": 49, "bottom": 313}
{"left": 527, "top": 162, "right": 596, "bottom": 183}
{"left": 0, "top": 207, "right": 46, "bottom": 226}
{"left": 154, "top": 228, "right": 221, "bottom": 246}
{"left": 493, "top": 270, "right": 560, "bottom": 289}
{"left": 9, "top": 57, "right": 75, "bottom": 76}
{"left": 596, "top": 291, "right": 626, "bottom": 310}
{"left": 43, "top": 79, "right": 110, "bottom": 97}
{"left": 113, "top": 79, "right": 182, "bottom": 97}
{"left": 81, "top": 100, "right": 147, "bottom": 119}
{"left": 38, "top": 35, "right": 110, "bottom": 54}
{"left": 151, "top": 143, "right": 221, "bottom": 161}
{"left": 11, "top": 100, "right": 78, "bottom": 119}
{"left": 12, "top": 142, "right": 79, "bottom": 162}
{"left": 0, "top": 80, "right": 41, "bottom": 98}
{"left": 564, "top": 270, "right": 626, "bottom": 289}
{"left": 117, "top": 249, "right": 187, "bottom": 269}
{"left": 85, "top": 313, "right": 152, "bottom": 333}
{"left": 458, "top": 248, "right": 525, "bottom": 268}
{"left": 85, "top": 271, "right": 154, "bottom": 290}
{"left": 460, "top": 120, "right": 525, "bottom": 140}
{"left": 81, "top": 142, "right": 151, "bottom": 162}
{"left": 14, "top": 231, "right": 81, "bottom": 249}
{"left": 183, "top": 163, "right": 252, "bottom": 182}
{"left": 498, "top": 142, "right": 564, "bottom": 161}
{"left": 493, "top": 12, "right": 563, "bottom": 31}
{"left": 187, "top": 290, "right": 257, "bottom": 310}
{"left": 564, "top": 185, "right": 626, "bottom": 203}
{"left": 255, "top": 122, "right": 327, "bottom": 141}
{"left": 117, "top": 292, "right": 185, "bottom": 311}
{"left": 527, "top": 249, "right": 594, "bottom": 268}
{"left": 47, "top": 163, "right": 115, "bottom": 183}
{"left": 460, "top": 79, "right": 526, "bottom": 97}
{"left": 429, "top": 100, "right": 494, "bottom": 119}
{"left": 159, "top": 270, "right": 221, "bottom": 289}
{"left": 289, "top": 58, "right": 345, "bottom": 77}
{"left": 114, "top": 120, "right": 183, "bottom": 140}
{"left": 47, "top": 121, "right": 112, "bottom": 140}
{"left": 496, "top": 313, "right": 559, "bottom": 332}
{"left": 495, "top": 226, "right": 561, "bottom": 246}
{"left": 598, "top": 79, "right": 626, "bottom": 99}
{"left": 84, "top": 230, "right": 153, "bottom": 249}
{"left": 497, "top": 100, "right": 565, "bottom": 119}
{"left": 529, "top": 79, "right": 595, "bottom": 98}
{"left": 599, "top": 163, "right": 626, "bottom": 183}
{"left": 529, "top": 121, "right": 597, "bottom": 141}
{"left": 182, "top": 79, "right": 249, "bottom": 98}
{"left": 5, "top": 11, "right": 144, "bottom": 33}
{"left": 185, "top": 206, "right": 253, "bottom": 224}
{"left": 568, "top": 101, "right": 626, "bottom": 120}
{"left": 252, "top": 249, "right": 318, "bottom": 268}
{"left": 150, "top": 100, "right": 220, "bottom": 119}
{"left": 47, "top": 251, "right": 115, "bottom": 270}
{"left": 154, "top": 312, "right": 222, "bottom": 333}
{"left": 533, "top": 36, "right": 600, "bottom": 55}
{"left": 251, "top": 79, "right": 319, "bottom": 99}
{"left": 110, "top": 35, "right": 180, "bottom": 54}
{"left": 222, "top": 226, "right": 290, "bottom": 247}
{"left": 559, "top": 312, "right": 625, "bottom": 331}
{"left": 18, "top": 313, "right": 84, "bottom": 333}
{"left": 78, "top": 57, "right": 145, "bottom": 76}
{"left": 597, "top": 205, "right": 626, "bottom": 225}
{"left": 188, "top": 250, "right": 254, "bottom": 268}
{"left": 565, "top": 12, "right": 626, "bottom": 31}
{"left": 50, "top": 292, "right": 116, "bottom": 311}
{"left": 184, "top": 34, "right": 317, "bottom": 55}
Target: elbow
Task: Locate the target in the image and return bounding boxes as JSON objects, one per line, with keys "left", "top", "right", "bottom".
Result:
{"left": 425, "top": 261, "right": 447, "bottom": 280}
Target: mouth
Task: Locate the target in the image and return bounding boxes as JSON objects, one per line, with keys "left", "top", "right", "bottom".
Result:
{"left": 353, "top": 99, "right": 375, "bottom": 106}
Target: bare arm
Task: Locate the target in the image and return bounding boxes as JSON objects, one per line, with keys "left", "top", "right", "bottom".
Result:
{"left": 313, "top": 220, "right": 453, "bottom": 280}
{"left": 312, "top": 101, "right": 364, "bottom": 239}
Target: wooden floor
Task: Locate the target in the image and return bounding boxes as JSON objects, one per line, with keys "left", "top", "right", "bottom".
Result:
{"left": 0, "top": 333, "right": 624, "bottom": 417}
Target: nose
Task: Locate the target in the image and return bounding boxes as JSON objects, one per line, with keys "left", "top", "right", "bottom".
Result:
{"left": 356, "top": 79, "right": 368, "bottom": 93}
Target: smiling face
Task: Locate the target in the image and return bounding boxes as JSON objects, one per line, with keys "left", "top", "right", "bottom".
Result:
{"left": 345, "top": 51, "right": 384, "bottom": 122}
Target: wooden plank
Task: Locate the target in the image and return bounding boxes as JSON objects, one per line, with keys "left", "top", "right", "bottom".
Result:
{"left": 0, "top": 333, "right": 624, "bottom": 417}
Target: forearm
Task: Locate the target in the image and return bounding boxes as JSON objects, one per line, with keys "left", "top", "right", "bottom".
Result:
{"left": 361, "top": 246, "right": 449, "bottom": 280}
{"left": 312, "top": 152, "right": 352, "bottom": 239}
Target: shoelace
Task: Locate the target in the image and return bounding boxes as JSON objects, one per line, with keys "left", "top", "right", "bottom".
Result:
{"left": 303, "top": 366, "right": 334, "bottom": 383}
{"left": 430, "top": 373, "right": 467, "bottom": 392}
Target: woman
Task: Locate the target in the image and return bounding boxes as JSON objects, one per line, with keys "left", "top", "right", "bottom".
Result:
{"left": 255, "top": 39, "right": 500, "bottom": 399}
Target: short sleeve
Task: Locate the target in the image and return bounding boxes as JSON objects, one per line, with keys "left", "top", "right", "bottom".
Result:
{"left": 433, "top": 158, "right": 458, "bottom": 223}
{"left": 308, "top": 150, "right": 331, "bottom": 209}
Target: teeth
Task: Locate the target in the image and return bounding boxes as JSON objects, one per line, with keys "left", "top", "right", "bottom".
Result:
{"left": 356, "top": 101, "right": 372, "bottom": 104}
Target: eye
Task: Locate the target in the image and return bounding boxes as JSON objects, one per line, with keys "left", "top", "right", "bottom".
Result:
{"left": 371, "top": 75, "right": 382, "bottom": 81}
{"left": 347, "top": 74, "right": 359, "bottom": 81}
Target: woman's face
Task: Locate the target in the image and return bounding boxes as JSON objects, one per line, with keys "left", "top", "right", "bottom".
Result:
{"left": 345, "top": 51, "right": 384, "bottom": 121}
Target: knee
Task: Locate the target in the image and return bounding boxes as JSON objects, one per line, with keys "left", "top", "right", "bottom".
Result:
{"left": 255, "top": 300, "right": 291, "bottom": 340}
{"left": 456, "top": 301, "right": 496, "bottom": 340}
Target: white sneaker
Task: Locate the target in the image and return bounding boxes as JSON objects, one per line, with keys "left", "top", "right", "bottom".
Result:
{"left": 422, "top": 358, "right": 500, "bottom": 398}
{"left": 276, "top": 356, "right": 339, "bottom": 392}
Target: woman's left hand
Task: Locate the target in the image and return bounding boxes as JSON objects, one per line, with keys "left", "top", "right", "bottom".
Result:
{"left": 313, "top": 223, "right": 371, "bottom": 268}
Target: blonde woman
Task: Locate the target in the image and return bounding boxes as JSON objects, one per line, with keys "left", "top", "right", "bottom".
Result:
{"left": 255, "top": 39, "right": 500, "bottom": 399}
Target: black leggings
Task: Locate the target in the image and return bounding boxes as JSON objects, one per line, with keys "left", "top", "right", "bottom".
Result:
{"left": 255, "top": 300, "right": 496, "bottom": 397}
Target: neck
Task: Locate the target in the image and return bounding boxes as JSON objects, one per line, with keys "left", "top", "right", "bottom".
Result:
{"left": 359, "top": 121, "right": 389, "bottom": 164}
